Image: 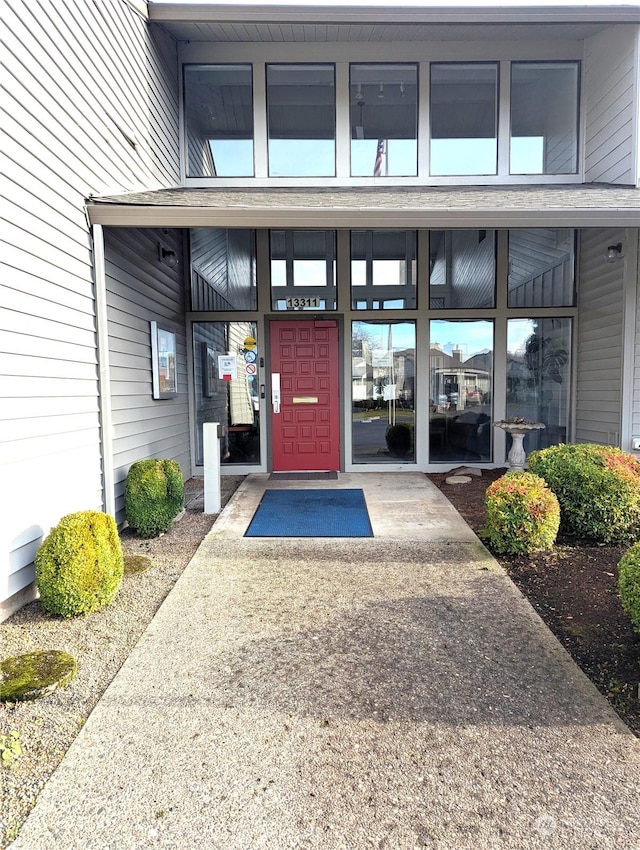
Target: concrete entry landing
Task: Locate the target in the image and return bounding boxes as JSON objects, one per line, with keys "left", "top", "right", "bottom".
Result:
{"left": 213, "top": 472, "right": 480, "bottom": 542}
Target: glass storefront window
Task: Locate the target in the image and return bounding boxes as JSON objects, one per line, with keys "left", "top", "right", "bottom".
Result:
{"left": 507, "top": 318, "right": 571, "bottom": 453}
{"left": 351, "top": 231, "right": 417, "bottom": 310}
{"left": 430, "top": 64, "right": 498, "bottom": 176}
{"left": 193, "top": 322, "right": 260, "bottom": 466}
{"left": 350, "top": 64, "right": 418, "bottom": 177}
{"left": 270, "top": 230, "right": 336, "bottom": 310}
{"left": 267, "top": 64, "right": 335, "bottom": 177}
{"left": 429, "top": 230, "right": 496, "bottom": 309}
{"left": 352, "top": 321, "right": 416, "bottom": 463}
{"left": 190, "top": 228, "right": 257, "bottom": 310}
{"left": 429, "top": 320, "right": 493, "bottom": 463}
{"left": 508, "top": 229, "right": 575, "bottom": 308}
{"left": 184, "top": 65, "right": 254, "bottom": 177}
{"left": 510, "top": 62, "right": 579, "bottom": 175}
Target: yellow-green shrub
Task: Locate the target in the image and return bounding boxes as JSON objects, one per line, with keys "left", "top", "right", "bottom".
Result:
{"left": 483, "top": 471, "right": 560, "bottom": 555}
{"left": 35, "top": 511, "right": 124, "bottom": 617}
{"left": 617, "top": 543, "right": 640, "bottom": 633}
{"left": 528, "top": 443, "right": 640, "bottom": 544}
{"left": 124, "top": 458, "right": 184, "bottom": 537}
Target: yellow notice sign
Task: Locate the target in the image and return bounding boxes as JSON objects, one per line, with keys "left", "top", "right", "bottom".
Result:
{"left": 244, "top": 336, "right": 257, "bottom": 351}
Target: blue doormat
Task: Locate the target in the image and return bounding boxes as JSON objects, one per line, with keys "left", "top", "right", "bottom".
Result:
{"left": 245, "top": 488, "right": 373, "bottom": 538}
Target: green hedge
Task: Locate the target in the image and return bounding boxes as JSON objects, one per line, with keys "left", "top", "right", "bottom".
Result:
{"left": 124, "top": 458, "right": 184, "bottom": 538}
{"left": 617, "top": 543, "right": 640, "bottom": 633}
{"left": 483, "top": 471, "right": 560, "bottom": 555}
{"left": 35, "top": 511, "right": 124, "bottom": 617}
{"left": 528, "top": 443, "right": 640, "bottom": 544}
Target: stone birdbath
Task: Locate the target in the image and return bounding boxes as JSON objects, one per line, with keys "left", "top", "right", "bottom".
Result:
{"left": 493, "top": 418, "right": 545, "bottom": 470}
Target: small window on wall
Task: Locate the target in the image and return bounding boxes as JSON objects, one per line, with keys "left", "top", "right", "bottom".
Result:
{"left": 183, "top": 65, "right": 254, "bottom": 177}
{"left": 350, "top": 64, "right": 418, "bottom": 177}
{"left": 190, "top": 229, "right": 257, "bottom": 310}
{"left": 351, "top": 231, "right": 417, "bottom": 310}
{"left": 430, "top": 64, "right": 498, "bottom": 176}
{"left": 193, "top": 322, "right": 260, "bottom": 466}
{"left": 429, "top": 230, "right": 496, "bottom": 309}
{"left": 508, "top": 229, "right": 575, "bottom": 308}
{"left": 267, "top": 64, "right": 336, "bottom": 177}
{"left": 270, "top": 230, "right": 336, "bottom": 310}
{"left": 510, "top": 62, "right": 579, "bottom": 175}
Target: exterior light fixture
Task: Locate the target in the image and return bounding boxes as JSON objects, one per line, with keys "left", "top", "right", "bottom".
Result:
{"left": 605, "top": 242, "right": 623, "bottom": 263}
{"left": 158, "top": 244, "right": 178, "bottom": 269}
{"left": 378, "top": 82, "right": 384, "bottom": 99}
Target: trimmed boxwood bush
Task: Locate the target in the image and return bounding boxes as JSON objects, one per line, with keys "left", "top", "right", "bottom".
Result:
{"left": 528, "top": 443, "right": 640, "bottom": 544}
{"left": 483, "top": 471, "right": 560, "bottom": 555}
{"left": 124, "top": 458, "right": 184, "bottom": 537}
{"left": 617, "top": 543, "right": 640, "bottom": 633}
{"left": 35, "top": 511, "right": 124, "bottom": 617}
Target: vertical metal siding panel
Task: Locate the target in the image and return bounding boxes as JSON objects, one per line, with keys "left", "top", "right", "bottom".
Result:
{"left": 105, "top": 229, "right": 190, "bottom": 526}
{"left": 575, "top": 230, "right": 625, "bottom": 446}
{"left": 584, "top": 24, "right": 638, "bottom": 185}
{"left": 1, "top": 0, "right": 180, "bottom": 614}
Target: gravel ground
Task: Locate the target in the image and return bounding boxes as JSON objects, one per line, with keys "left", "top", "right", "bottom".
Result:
{"left": 0, "top": 477, "right": 244, "bottom": 849}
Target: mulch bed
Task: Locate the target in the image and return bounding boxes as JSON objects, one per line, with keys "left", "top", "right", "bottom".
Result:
{"left": 427, "top": 468, "right": 640, "bottom": 737}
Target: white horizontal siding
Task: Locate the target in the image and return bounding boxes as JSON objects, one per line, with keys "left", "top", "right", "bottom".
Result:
{"left": 583, "top": 24, "right": 639, "bottom": 185}
{"left": 105, "top": 228, "right": 191, "bottom": 525}
{"left": 575, "top": 229, "right": 625, "bottom": 446}
{"left": 1, "top": 0, "right": 180, "bottom": 616}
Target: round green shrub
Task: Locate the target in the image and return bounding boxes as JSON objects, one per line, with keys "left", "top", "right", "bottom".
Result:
{"left": 35, "top": 511, "right": 124, "bottom": 617}
{"left": 528, "top": 443, "right": 640, "bottom": 544}
{"left": 124, "top": 458, "right": 184, "bottom": 537}
{"left": 483, "top": 471, "right": 560, "bottom": 555}
{"left": 617, "top": 543, "right": 640, "bottom": 633}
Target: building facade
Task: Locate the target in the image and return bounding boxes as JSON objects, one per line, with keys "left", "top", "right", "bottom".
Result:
{"left": 2, "top": 0, "right": 640, "bottom": 618}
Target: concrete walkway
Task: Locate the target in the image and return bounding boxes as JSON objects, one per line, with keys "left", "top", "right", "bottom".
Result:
{"left": 11, "top": 474, "right": 639, "bottom": 850}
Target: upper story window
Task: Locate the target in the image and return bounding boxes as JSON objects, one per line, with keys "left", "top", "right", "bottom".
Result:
{"left": 430, "top": 63, "right": 498, "bottom": 176}
{"left": 350, "top": 64, "right": 418, "bottom": 177}
{"left": 267, "top": 64, "right": 336, "bottom": 177}
{"left": 184, "top": 65, "right": 254, "bottom": 177}
{"left": 510, "top": 62, "right": 580, "bottom": 175}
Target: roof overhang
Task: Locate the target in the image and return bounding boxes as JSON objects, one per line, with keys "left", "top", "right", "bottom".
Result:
{"left": 86, "top": 185, "right": 640, "bottom": 229}
{"left": 149, "top": 3, "right": 640, "bottom": 27}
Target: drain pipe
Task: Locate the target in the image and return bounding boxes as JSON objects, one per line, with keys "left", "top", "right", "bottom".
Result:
{"left": 92, "top": 224, "right": 116, "bottom": 517}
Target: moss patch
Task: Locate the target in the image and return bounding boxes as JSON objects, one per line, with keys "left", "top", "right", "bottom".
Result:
{"left": 123, "top": 554, "right": 154, "bottom": 575}
{"left": 0, "top": 651, "right": 77, "bottom": 702}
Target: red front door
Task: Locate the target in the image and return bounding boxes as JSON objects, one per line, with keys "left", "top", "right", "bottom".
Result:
{"left": 270, "top": 319, "right": 340, "bottom": 471}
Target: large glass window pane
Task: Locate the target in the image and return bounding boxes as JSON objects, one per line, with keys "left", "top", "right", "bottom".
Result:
{"left": 430, "top": 64, "right": 498, "bottom": 176}
{"left": 507, "top": 318, "right": 571, "bottom": 454}
{"left": 270, "top": 231, "right": 336, "bottom": 310}
{"left": 351, "top": 231, "right": 417, "bottom": 310}
{"left": 510, "top": 63, "right": 579, "bottom": 175}
{"left": 429, "top": 230, "right": 496, "bottom": 309}
{"left": 190, "top": 228, "right": 256, "bottom": 310}
{"left": 352, "top": 321, "right": 416, "bottom": 463}
{"left": 267, "top": 64, "right": 335, "bottom": 177}
{"left": 508, "top": 229, "right": 575, "bottom": 308}
{"left": 184, "top": 65, "right": 254, "bottom": 177}
{"left": 193, "top": 322, "right": 260, "bottom": 466}
{"left": 350, "top": 64, "right": 418, "bottom": 177}
{"left": 429, "top": 320, "right": 493, "bottom": 463}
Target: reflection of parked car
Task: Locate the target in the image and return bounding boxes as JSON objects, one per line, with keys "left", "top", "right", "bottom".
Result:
{"left": 466, "top": 389, "right": 483, "bottom": 403}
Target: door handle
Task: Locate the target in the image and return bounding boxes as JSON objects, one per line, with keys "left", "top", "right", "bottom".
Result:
{"left": 272, "top": 373, "right": 281, "bottom": 414}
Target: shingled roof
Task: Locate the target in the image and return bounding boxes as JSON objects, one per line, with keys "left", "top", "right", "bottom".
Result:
{"left": 87, "top": 184, "right": 640, "bottom": 228}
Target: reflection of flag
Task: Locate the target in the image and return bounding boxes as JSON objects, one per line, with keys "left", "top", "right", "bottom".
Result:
{"left": 373, "top": 139, "right": 385, "bottom": 177}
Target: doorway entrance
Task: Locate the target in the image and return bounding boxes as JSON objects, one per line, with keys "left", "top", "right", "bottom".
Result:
{"left": 270, "top": 319, "right": 340, "bottom": 471}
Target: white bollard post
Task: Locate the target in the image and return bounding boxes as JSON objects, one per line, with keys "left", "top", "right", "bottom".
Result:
{"left": 203, "top": 422, "right": 221, "bottom": 515}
